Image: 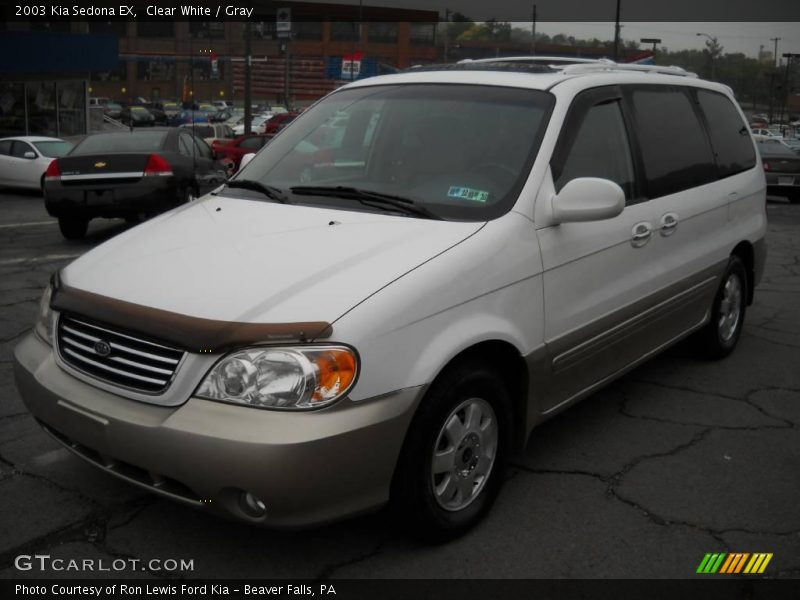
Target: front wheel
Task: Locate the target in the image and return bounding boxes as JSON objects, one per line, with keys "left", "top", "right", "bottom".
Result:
{"left": 58, "top": 216, "right": 88, "bottom": 240}
{"left": 693, "top": 255, "right": 747, "bottom": 359}
{"left": 391, "top": 361, "right": 510, "bottom": 542}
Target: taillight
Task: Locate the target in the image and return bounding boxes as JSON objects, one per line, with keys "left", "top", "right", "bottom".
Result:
{"left": 45, "top": 159, "right": 60, "bottom": 180}
{"left": 143, "top": 153, "right": 173, "bottom": 177}
{"left": 763, "top": 162, "right": 771, "bottom": 171}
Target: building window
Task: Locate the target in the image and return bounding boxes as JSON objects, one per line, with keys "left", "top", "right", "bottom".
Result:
{"left": 410, "top": 22, "right": 436, "bottom": 46}
{"left": 294, "top": 21, "right": 323, "bottom": 41}
{"left": 137, "top": 22, "right": 174, "bottom": 38}
{"left": 330, "top": 22, "right": 360, "bottom": 42}
{"left": 190, "top": 21, "right": 225, "bottom": 39}
{"left": 0, "top": 83, "right": 26, "bottom": 137}
{"left": 58, "top": 81, "right": 86, "bottom": 137}
{"left": 368, "top": 22, "right": 398, "bottom": 44}
{"left": 26, "top": 81, "right": 57, "bottom": 136}
{"left": 91, "top": 62, "right": 127, "bottom": 82}
{"left": 137, "top": 59, "right": 176, "bottom": 81}
{"left": 191, "top": 59, "right": 225, "bottom": 81}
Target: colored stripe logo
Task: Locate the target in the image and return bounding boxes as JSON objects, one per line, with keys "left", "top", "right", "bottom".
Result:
{"left": 696, "top": 553, "right": 772, "bottom": 574}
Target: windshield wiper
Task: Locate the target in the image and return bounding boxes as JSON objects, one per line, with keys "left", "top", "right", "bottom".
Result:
{"left": 225, "top": 179, "right": 290, "bottom": 204}
{"left": 289, "top": 186, "right": 442, "bottom": 220}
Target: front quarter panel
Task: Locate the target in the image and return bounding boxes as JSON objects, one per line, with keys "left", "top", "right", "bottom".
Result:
{"left": 333, "top": 212, "right": 545, "bottom": 402}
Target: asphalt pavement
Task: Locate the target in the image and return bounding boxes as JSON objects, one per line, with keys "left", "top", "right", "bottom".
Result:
{"left": 0, "top": 189, "right": 798, "bottom": 579}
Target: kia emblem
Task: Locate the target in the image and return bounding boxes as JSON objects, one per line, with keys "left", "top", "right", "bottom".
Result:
{"left": 93, "top": 340, "right": 111, "bottom": 357}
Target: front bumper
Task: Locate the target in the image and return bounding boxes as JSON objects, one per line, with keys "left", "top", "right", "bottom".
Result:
{"left": 14, "top": 333, "right": 422, "bottom": 528}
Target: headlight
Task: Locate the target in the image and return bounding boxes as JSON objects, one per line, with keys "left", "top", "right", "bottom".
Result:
{"left": 34, "top": 285, "right": 54, "bottom": 345}
{"left": 196, "top": 346, "right": 358, "bottom": 410}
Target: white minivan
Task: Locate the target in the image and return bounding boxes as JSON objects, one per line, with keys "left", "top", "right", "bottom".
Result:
{"left": 14, "top": 60, "right": 766, "bottom": 540}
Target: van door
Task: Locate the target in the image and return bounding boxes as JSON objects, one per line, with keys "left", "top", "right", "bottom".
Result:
{"left": 624, "top": 85, "right": 739, "bottom": 341}
{"left": 537, "top": 86, "right": 658, "bottom": 412}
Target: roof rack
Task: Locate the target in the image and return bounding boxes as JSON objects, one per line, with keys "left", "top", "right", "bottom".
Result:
{"left": 458, "top": 56, "right": 697, "bottom": 78}
{"left": 405, "top": 62, "right": 555, "bottom": 74}
{"left": 561, "top": 62, "right": 697, "bottom": 78}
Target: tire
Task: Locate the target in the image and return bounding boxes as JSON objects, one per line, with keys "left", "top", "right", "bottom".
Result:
{"left": 58, "top": 216, "right": 88, "bottom": 240}
{"left": 391, "top": 360, "right": 511, "bottom": 542}
{"left": 693, "top": 255, "right": 748, "bottom": 359}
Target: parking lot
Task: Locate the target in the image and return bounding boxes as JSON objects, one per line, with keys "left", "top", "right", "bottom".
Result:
{"left": 1, "top": 189, "right": 799, "bottom": 579}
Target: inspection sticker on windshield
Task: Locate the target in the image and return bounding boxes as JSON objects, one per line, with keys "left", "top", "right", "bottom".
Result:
{"left": 448, "top": 186, "right": 490, "bottom": 203}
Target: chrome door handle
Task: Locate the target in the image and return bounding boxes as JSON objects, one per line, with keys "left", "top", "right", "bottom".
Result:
{"left": 659, "top": 212, "right": 679, "bottom": 237}
{"left": 631, "top": 222, "right": 653, "bottom": 248}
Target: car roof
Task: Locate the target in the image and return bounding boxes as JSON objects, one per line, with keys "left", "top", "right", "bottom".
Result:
{"left": 340, "top": 58, "right": 731, "bottom": 96}
{"left": 0, "top": 136, "right": 67, "bottom": 143}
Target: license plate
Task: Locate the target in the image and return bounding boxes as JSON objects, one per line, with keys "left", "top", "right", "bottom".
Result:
{"left": 86, "top": 190, "right": 112, "bottom": 205}
{"left": 778, "top": 176, "right": 794, "bottom": 186}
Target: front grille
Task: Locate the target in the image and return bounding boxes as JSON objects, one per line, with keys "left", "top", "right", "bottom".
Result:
{"left": 57, "top": 315, "right": 184, "bottom": 394}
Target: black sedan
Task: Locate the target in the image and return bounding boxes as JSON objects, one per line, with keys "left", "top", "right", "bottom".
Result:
{"left": 758, "top": 139, "right": 800, "bottom": 203}
{"left": 120, "top": 106, "right": 156, "bottom": 127}
{"left": 44, "top": 128, "right": 230, "bottom": 239}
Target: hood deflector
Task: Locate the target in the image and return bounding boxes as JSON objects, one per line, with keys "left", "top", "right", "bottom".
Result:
{"left": 50, "top": 273, "right": 332, "bottom": 353}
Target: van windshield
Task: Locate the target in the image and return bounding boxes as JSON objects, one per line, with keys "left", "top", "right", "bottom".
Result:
{"left": 234, "top": 84, "right": 554, "bottom": 221}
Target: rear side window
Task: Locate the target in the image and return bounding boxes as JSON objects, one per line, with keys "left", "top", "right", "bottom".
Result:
{"left": 628, "top": 87, "right": 716, "bottom": 199}
{"left": 554, "top": 101, "right": 635, "bottom": 201}
{"left": 696, "top": 90, "right": 756, "bottom": 178}
{"left": 0, "top": 140, "right": 12, "bottom": 155}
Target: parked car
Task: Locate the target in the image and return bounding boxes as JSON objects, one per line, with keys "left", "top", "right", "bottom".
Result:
{"left": 264, "top": 112, "right": 298, "bottom": 135}
{"left": 750, "top": 127, "right": 781, "bottom": 138}
{"left": 134, "top": 103, "right": 169, "bottom": 126}
{"left": 88, "top": 97, "right": 110, "bottom": 108}
{"left": 782, "top": 137, "right": 800, "bottom": 154}
{"left": 179, "top": 122, "right": 235, "bottom": 147}
{"left": 42, "top": 128, "right": 229, "bottom": 239}
{"left": 103, "top": 102, "right": 123, "bottom": 120}
{"left": 232, "top": 115, "right": 270, "bottom": 135}
{"left": 758, "top": 138, "right": 800, "bottom": 202}
{"left": 161, "top": 102, "right": 182, "bottom": 120}
{"left": 211, "top": 108, "right": 234, "bottom": 123}
{"left": 120, "top": 106, "right": 156, "bottom": 127}
{"left": 212, "top": 100, "right": 230, "bottom": 110}
{"left": 169, "top": 110, "right": 210, "bottom": 127}
{"left": 211, "top": 133, "right": 270, "bottom": 169}
{"left": 15, "top": 61, "right": 766, "bottom": 540}
{"left": 0, "top": 136, "right": 73, "bottom": 192}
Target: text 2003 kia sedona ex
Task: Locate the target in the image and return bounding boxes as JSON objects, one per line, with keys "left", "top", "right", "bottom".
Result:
{"left": 15, "top": 61, "right": 766, "bottom": 540}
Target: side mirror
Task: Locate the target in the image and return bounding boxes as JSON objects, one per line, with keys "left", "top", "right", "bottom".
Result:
{"left": 552, "top": 177, "right": 625, "bottom": 224}
{"left": 23, "top": 151, "right": 36, "bottom": 159}
{"left": 239, "top": 152, "right": 256, "bottom": 170}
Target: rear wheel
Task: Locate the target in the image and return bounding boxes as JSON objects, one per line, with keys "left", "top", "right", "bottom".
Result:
{"left": 58, "top": 216, "right": 88, "bottom": 240}
{"left": 391, "top": 360, "right": 510, "bottom": 542}
{"left": 693, "top": 255, "right": 747, "bottom": 359}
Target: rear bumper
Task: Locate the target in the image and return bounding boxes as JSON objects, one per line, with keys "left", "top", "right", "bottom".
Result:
{"left": 14, "top": 333, "right": 422, "bottom": 528}
{"left": 44, "top": 177, "right": 178, "bottom": 218}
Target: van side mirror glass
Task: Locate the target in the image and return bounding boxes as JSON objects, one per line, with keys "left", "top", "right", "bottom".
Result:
{"left": 552, "top": 178, "right": 625, "bottom": 224}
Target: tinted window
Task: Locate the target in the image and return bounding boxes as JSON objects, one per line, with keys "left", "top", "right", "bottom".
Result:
{"left": 696, "top": 90, "right": 756, "bottom": 178}
{"left": 629, "top": 87, "right": 716, "bottom": 198}
{"left": 179, "top": 134, "right": 194, "bottom": 156}
{"left": 0, "top": 140, "right": 13, "bottom": 156}
{"left": 33, "top": 141, "right": 73, "bottom": 158}
{"left": 72, "top": 131, "right": 167, "bottom": 154}
{"left": 554, "top": 101, "right": 635, "bottom": 201}
{"left": 193, "top": 136, "right": 212, "bottom": 159}
{"left": 240, "top": 137, "right": 262, "bottom": 149}
{"left": 11, "top": 141, "right": 34, "bottom": 158}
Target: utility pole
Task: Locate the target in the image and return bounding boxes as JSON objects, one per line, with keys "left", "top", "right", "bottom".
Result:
{"left": 244, "top": 4, "right": 252, "bottom": 134}
{"left": 781, "top": 53, "right": 799, "bottom": 128}
{"left": 531, "top": 4, "right": 536, "bottom": 56}
{"left": 770, "top": 37, "right": 780, "bottom": 67}
{"left": 612, "top": 0, "right": 621, "bottom": 61}
{"left": 443, "top": 8, "right": 450, "bottom": 63}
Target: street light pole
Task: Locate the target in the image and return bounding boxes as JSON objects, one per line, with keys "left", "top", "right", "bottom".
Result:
{"left": 696, "top": 32, "right": 717, "bottom": 80}
{"left": 612, "top": 0, "right": 621, "bottom": 61}
{"left": 531, "top": 4, "right": 536, "bottom": 56}
{"left": 770, "top": 37, "right": 781, "bottom": 67}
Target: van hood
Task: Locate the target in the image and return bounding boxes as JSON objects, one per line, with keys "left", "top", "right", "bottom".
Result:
{"left": 61, "top": 197, "right": 483, "bottom": 330}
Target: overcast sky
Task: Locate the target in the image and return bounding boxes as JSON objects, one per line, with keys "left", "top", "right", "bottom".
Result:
{"left": 521, "top": 22, "right": 800, "bottom": 59}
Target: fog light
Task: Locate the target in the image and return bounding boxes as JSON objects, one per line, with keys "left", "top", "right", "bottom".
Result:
{"left": 240, "top": 491, "right": 267, "bottom": 517}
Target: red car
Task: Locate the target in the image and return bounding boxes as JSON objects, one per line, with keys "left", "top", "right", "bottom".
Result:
{"left": 264, "top": 112, "right": 298, "bottom": 135}
{"left": 211, "top": 134, "right": 271, "bottom": 170}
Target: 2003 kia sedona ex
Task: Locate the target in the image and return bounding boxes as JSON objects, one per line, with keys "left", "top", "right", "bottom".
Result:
{"left": 14, "top": 59, "right": 767, "bottom": 540}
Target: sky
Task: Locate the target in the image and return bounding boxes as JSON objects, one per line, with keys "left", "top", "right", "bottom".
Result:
{"left": 523, "top": 22, "right": 800, "bottom": 60}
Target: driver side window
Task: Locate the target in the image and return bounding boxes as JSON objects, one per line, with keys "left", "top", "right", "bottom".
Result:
{"left": 554, "top": 100, "right": 635, "bottom": 201}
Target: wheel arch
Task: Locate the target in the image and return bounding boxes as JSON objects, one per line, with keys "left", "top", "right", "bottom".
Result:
{"left": 731, "top": 240, "right": 755, "bottom": 305}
